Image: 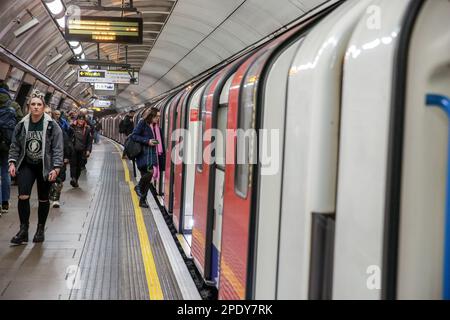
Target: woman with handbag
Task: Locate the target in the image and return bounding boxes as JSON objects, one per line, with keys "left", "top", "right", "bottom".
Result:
{"left": 131, "top": 107, "right": 161, "bottom": 208}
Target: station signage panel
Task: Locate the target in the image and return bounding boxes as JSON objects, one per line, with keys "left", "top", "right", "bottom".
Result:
{"left": 94, "top": 100, "right": 112, "bottom": 108}
{"left": 66, "top": 16, "right": 143, "bottom": 44}
{"left": 78, "top": 69, "right": 139, "bottom": 84}
{"left": 94, "top": 83, "right": 115, "bottom": 91}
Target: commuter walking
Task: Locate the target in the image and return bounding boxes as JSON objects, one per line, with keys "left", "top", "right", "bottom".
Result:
{"left": 49, "top": 110, "right": 73, "bottom": 208}
{"left": 131, "top": 107, "right": 161, "bottom": 208}
{"left": 8, "top": 93, "right": 63, "bottom": 244}
{"left": 69, "top": 115, "right": 92, "bottom": 188}
{"left": 0, "top": 82, "right": 22, "bottom": 216}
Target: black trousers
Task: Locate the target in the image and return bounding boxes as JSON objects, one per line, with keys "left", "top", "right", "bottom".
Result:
{"left": 138, "top": 167, "right": 153, "bottom": 198}
{"left": 17, "top": 162, "right": 51, "bottom": 225}
{"left": 70, "top": 152, "right": 85, "bottom": 180}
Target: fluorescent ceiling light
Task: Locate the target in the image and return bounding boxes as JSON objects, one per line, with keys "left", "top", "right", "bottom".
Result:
{"left": 63, "top": 69, "right": 76, "bottom": 80}
{"left": 45, "top": 0, "right": 64, "bottom": 16}
{"left": 14, "top": 17, "right": 39, "bottom": 37}
{"left": 81, "top": 65, "right": 88, "bottom": 69}
{"left": 46, "top": 53, "right": 63, "bottom": 66}
{"left": 73, "top": 45, "right": 82, "bottom": 55}
{"left": 56, "top": 16, "right": 65, "bottom": 28}
{"left": 69, "top": 41, "right": 79, "bottom": 47}
{"left": 80, "top": 53, "right": 85, "bottom": 59}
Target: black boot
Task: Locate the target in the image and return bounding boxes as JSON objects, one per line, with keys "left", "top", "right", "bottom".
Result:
{"left": 139, "top": 196, "right": 149, "bottom": 208}
{"left": 11, "top": 224, "right": 29, "bottom": 245}
{"left": 134, "top": 185, "right": 143, "bottom": 198}
{"left": 33, "top": 224, "right": 45, "bottom": 243}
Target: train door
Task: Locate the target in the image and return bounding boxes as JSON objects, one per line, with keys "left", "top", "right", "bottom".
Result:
{"left": 173, "top": 90, "right": 192, "bottom": 232}
{"left": 251, "top": 37, "right": 304, "bottom": 299}
{"left": 164, "top": 92, "right": 183, "bottom": 213}
{"left": 395, "top": 0, "right": 450, "bottom": 300}
{"left": 211, "top": 76, "right": 232, "bottom": 287}
{"left": 275, "top": 0, "right": 370, "bottom": 300}
{"left": 182, "top": 83, "right": 207, "bottom": 247}
{"left": 218, "top": 24, "right": 308, "bottom": 300}
{"left": 332, "top": 0, "right": 422, "bottom": 299}
{"left": 191, "top": 76, "right": 220, "bottom": 282}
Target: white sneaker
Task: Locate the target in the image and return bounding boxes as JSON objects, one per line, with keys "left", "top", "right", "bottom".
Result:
{"left": 53, "top": 201, "right": 60, "bottom": 208}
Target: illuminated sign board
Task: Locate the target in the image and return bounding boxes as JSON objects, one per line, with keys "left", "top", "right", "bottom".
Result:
{"left": 94, "top": 83, "right": 115, "bottom": 91}
{"left": 78, "top": 69, "right": 139, "bottom": 84}
{"left": 66, "top": 16, "right": 143, "bottom": 44}
{"left": 94, "top": 100, "right": 112, "bottom": 108}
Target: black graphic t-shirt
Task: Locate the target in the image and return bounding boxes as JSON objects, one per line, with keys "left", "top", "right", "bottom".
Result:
{"left": 26, "top": 116, "right": 44, "bottom": 164}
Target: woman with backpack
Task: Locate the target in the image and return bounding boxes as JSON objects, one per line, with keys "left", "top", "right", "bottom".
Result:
{"left": 131, "top": 107, "right": 162, "bottom": 208}
{"left": 8, "top": 94, "right": 64, "bottom": 244}
{"left": 69, "top": 114, "right": 92, "bottom": 188}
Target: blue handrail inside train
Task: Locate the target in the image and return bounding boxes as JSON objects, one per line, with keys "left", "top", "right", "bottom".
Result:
{"left": 426, "top": 93, "right": 450, "bottom": 300}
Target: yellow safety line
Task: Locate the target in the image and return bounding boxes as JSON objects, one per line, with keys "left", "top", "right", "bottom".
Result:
{"left": 112, "top": 142, "right": 164, "bottom": 300}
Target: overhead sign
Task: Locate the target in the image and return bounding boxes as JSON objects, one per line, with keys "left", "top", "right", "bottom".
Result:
{"left": 94, "top": 83, "right": 115, "bottom": 91}
{"left": 94, "top": 100, "right": 112, "bottom": 108}
{"left": 78, "top": 69, "right": 139, "bottom": 84}
{"left": 66, "top": 16, "right": 143, "bottom": 44}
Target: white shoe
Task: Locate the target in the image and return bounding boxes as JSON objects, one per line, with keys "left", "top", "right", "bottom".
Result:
{"left": 52, "top": 201, "right": 60, "bottom": 208}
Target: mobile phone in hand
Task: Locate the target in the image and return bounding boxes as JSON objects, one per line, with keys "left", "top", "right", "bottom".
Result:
{"left": 151, "top": 139, "right": 159, "bottom": 145}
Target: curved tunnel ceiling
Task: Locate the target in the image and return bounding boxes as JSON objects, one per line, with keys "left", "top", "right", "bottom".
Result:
{"left": 117, "top": 0, "right": 331, "bottom": 110}
{"left": 0, "top": 0, "right": 330, "bottom": 110}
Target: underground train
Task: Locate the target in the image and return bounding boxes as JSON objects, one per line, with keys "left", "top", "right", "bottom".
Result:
{"left": 101, "top": 0, "right": 450, "bottom": 300}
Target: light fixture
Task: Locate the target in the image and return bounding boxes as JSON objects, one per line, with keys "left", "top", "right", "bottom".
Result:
{"left": 81, "top": 65, "right": 88, "bottom": 70}
{"left": 63, "top": 69, "right": 76, "bottom": 80}
{"left": 46, "top": 48, "right": 63, "bottom": 66}
{"left": 69, "top": 41, "right": 79, "bottom": 47}
{"left": 80, "top": 53, "right": 86, "bottom": 60}
{"left": 56, "top": 16, "right": 65, "bottom": 28}
{"left": 14, "top": 9, "right": 39, "bottom": 37}
{"left": 44, "top": 0, "right": 64, "bottom": 16}
{"left": 73, "top": 45, "right": 82, "bottom": 55}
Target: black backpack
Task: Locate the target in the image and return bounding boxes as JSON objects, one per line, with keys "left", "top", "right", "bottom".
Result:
{"left": 0, "top": 100, "right": 17, "bottom": 153}
{"left": 119, "top": 119, "right": 126, "bottom": 134}
{"left": 124, "top": 135, "right": 142, "bottom": 160}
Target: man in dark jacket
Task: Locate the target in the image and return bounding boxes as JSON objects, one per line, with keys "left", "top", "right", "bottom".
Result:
{"left": 120, "top": 110, "right": 135, "bottom": 158}
{"left": 0, "top": 82, "right": 23, "bottom": 215}
{"left": 69, "top": 115, "right": 92, "bottom": 188}
{"left": 121, "top": 110, "right": 135, "bottom": 136}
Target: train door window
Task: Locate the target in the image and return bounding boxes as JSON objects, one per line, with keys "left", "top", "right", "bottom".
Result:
{"left": 164, "top": 101, "right": 171, "bottom": 148}
{"left": 235, "top": 55, "right": 267, "bottom": 199}
{"left": 196, "top": 79, "right": 214, "bottom": 173}
{"left": 217, "top": 76, "right": 233, "bottom": 169}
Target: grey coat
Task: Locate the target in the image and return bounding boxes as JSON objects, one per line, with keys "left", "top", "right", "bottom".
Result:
{"left": 8, "top": 113, "right": 64, "bottom": 180}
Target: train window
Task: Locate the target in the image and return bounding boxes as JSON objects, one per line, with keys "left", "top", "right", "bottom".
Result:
{"left": 235, "top": 54, "right": 267, "bottom": 199}
{"left": 197, "top": 79, "right": 214, "bottom": 173}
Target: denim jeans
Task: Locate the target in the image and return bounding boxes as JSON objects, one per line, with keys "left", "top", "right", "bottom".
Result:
{"left": 0, "top": 152, "right": 10, "bottom": 203}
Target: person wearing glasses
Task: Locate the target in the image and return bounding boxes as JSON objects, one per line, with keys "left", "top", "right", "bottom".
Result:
{"left": 131, "top": 107, "right": 163, "bottom": 208}
{"left": 8, "top": 93, "right": 64, "bottom": 244}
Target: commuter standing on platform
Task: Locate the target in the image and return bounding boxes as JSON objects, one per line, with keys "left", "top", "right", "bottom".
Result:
{"left": 131, "top": 107, "right": 162, "bottom": 208}
{"left": 8, "top": 93, "right": 63, "bottom": 244}
{"left": 0, "top": 82, "right": 23, "bottom": 216}
{"left": 120, "top": 110, "right": 135, "bottom": 159}
{"left": 69, "top": 114, "right": 92, "bottom": 188}
{"left": 94, "top": 117, "right": 102, "bottom": 144}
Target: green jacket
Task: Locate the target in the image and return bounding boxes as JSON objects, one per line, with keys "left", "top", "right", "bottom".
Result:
{"left": 0, "top": 92, "right": 24, "bottom": 122}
